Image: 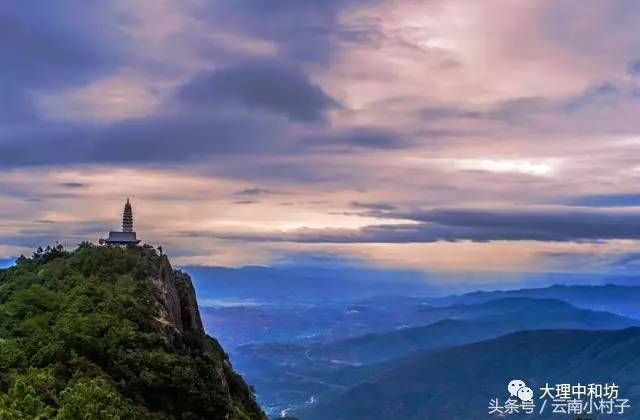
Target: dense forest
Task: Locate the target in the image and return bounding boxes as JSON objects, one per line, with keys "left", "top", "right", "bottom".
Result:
{"left": 0, "top": 243, "right": 264, "bottom": 419}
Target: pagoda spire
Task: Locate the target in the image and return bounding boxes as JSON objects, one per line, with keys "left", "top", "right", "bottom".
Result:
{"left": 122, "top": 198, "right": 134, "bottom": 233}
{"left": 101, "top": 198, "right": 141, "bottom": 245}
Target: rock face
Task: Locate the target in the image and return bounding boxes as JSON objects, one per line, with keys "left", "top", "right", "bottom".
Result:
{"left": 151, "top": 256, "right": 183, "bottom": 330}
{"left": 152, "top": 255, "right": 206, "bottom": 337}
{"left": 174, "top": 267, "right": 207, "bottom": 336}
{"left": 149, "top": 253, "right": 265, "bottom": 418}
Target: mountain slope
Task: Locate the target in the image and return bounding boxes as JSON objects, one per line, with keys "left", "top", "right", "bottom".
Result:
{"left": 0, "top": 244, "right": 264, "bottom": 419}
{"left": 432, "top": 284, "right": 640, "bottom": 319}
{"left": 232, "top": 297, "right": 638, "bottom": 416}
{"left": 311, "top": 297, "right": 639, "bottom": 364}
{"left": 305, "top": 328, "right": 640, "bottom": 420}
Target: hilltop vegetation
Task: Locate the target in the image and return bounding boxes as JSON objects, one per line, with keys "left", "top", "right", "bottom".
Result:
{"left": 0, "top": 244, "right": 264, "bottom": 419}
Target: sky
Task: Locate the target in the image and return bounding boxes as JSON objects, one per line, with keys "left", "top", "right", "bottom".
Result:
{"left": 2, "top": 0, "right": 640, "bottom": 281}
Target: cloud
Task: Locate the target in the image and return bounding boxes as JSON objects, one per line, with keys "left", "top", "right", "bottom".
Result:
{"left": 611, "top": 252, "right": 640, "bottom": 267}
{"left": 351, "top": 201, "right": 398, "bottom": 211}
{"left": 0, "top": 1, "right": 126, "bottom": 124}
{"left": 0, "top": 85, "right": 39, "bottom": 123}
{"left": 0, "top": 110, "right": 291, "bottom": 167}
{"left": 0, "top": 1, "right": 123, "bottom": 87}
{"left": 567, "top": 194, "right": 640, "bottom": 207}
{"left": 483, "top": 83, "right": 632, "bottom": 120}
{"left": 5, "top": 0, "right": 640, "bottom": 272}
{"left": 178, "top": 60, "right": 339, "bottom": 122}
{"left": 628, "top": 59, "right": 640, "bottom": 76}
{"left": 0, "top": 110, "right": 406, "bottom": 171}
{"left": 420, "top": 107, "right": 482, "bottom": 120}
{"left": 233, "top": 200, "right": 259, "bottom": 205}
{"left": 448, "top": 158, "right": 559, "bottom": 177}
{"left": 234, "top": 188, "right": 274, "bottom": 196}
{"left": 403, "top": 208, "right": 640, "bottom": 241}
{"left": 194, "top": 0, "right": 378, "bottom": 63}
{"left": 58, "top": 182, "right": 87, "bottom": 189}
{"left": 405, "top": 79, "right": 640, "bottom": 138}
{"left": 486, "top": 80, "right": 640, "bottom": 134}
{"left": 201, "top": 208, "right": 640, "bottom": 243}
{"left": 303, "top": 128, "right": 408, "bottom": 150}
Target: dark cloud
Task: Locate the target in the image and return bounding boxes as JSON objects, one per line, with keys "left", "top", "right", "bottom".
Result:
{"left": 561, "top": 83, "right": 622, "bottom": 112}
{"left": 0, "top": 85, "right": 39, "bottom": 123}
{"left": 1, "top": 52, "right": 344, "bottom": 168}
{"left": 0, "top": 1, "right": 123, "bottom": 86}
{"left": 486, "top": 97, "right": 550, "bottom": 123}
{"left": 93, "top": 112, "right": 291, "bottom": 160}
{"left": 612, "top": 252, "right": 640, "bottom": 267}
{"left": 58, "top": 182, "right": 87, "bottom": 189}
{"left": 0, "top": 1, "right": 126, "bottom": 123}
{"left": 199, "top": 208, "right": 640, "bottom": 243}
{"left": 486, "top": 81, "right": 639, "bottom": 128}
{"left": 567, "top": 194, "right": 640, "bottom": 207}
{"left": 0, "top": 111, "right": 290, "bottom": 167}
{"left": 304, "top": 128, "right": 408, "bottom": 150}
{"left": 0, "top": 218, "right": 109, "bottom": 249}
{"left": 0, "top": 0, "right": 396, "bottom": 172}
{"left": 0, "top": 110, "right": 398, "bottom": 172}
{"left": 420, "top": 107, "right": 482, "bottom": 120}
{"left": 218, "top": 159, "right": 349, "bottom": 183}
{"left": 628, "top": 59, "right": 640, "bottom": 75}
{"left": 194, "top": 0, "right": 379, "bottom": 63}
{"left": 234, "top": 188, "right": 273, "bottom": 196}
{"left": 409, "top": 81, "right": 640, "bottom": 134}
{"left": 398, "top": 208, "right": 640, "bottom": 241}
{"left": 351, "top": 201, "right": 398, "bottom": 211}
{"left": 178, "top": 60, "right": 339, "bottom": 122}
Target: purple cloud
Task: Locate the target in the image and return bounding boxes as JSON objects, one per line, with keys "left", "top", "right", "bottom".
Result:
{"left": 178, "top": 60, "right": 339, "bottom": 122}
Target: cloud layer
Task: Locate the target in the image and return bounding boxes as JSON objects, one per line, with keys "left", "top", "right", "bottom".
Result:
{"left": 2, "top": 0, "right": 640, "bottom": 276}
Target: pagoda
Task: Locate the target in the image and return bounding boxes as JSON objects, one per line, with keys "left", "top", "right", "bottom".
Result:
{"left": 101, "top": 198, "right": 141, "bottom": 246}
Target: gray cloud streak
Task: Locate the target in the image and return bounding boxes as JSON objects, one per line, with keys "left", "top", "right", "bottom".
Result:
{"left": 193, "top": 208, "right": 640, "bottom": 243}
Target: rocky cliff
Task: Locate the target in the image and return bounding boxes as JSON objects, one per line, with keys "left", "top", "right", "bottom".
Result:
{"left": 0, "top": 243, "right": 265, "bottom": 419}
{"left": 152, "top": 255, "right": 206, "bottom": 339}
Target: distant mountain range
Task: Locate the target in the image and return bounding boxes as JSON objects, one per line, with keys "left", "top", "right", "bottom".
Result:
{"left": 225, "top": 292, "right": 639, "bottom": 417}
{"left": 185, "top": 264, "right": 640, "bottom": 307}
{"left": 431, "top": 284, "right": 640, "bottom": 319}
{"left": 309, "top": 297, "right": 640, "bottom": 364}
{"left": 304, "top": 328, "right": 640, "bottom": 420}
{"left": 201, "top": 284, "right": 640, "bottom": 352}
{"left": 185, "top": 264, "right": 437, "bottom": 305}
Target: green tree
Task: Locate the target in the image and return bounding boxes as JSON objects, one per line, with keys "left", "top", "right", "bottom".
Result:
{"left": 57, "top": 379, "right": 132, "bottom": 420}
{"left": 0, "top": 369, "right": 55, "bottom": 419}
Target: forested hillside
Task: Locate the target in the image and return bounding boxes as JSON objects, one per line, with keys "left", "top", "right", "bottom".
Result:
{"left": 0, "top": 244, "right": 264, "bottom": 419}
